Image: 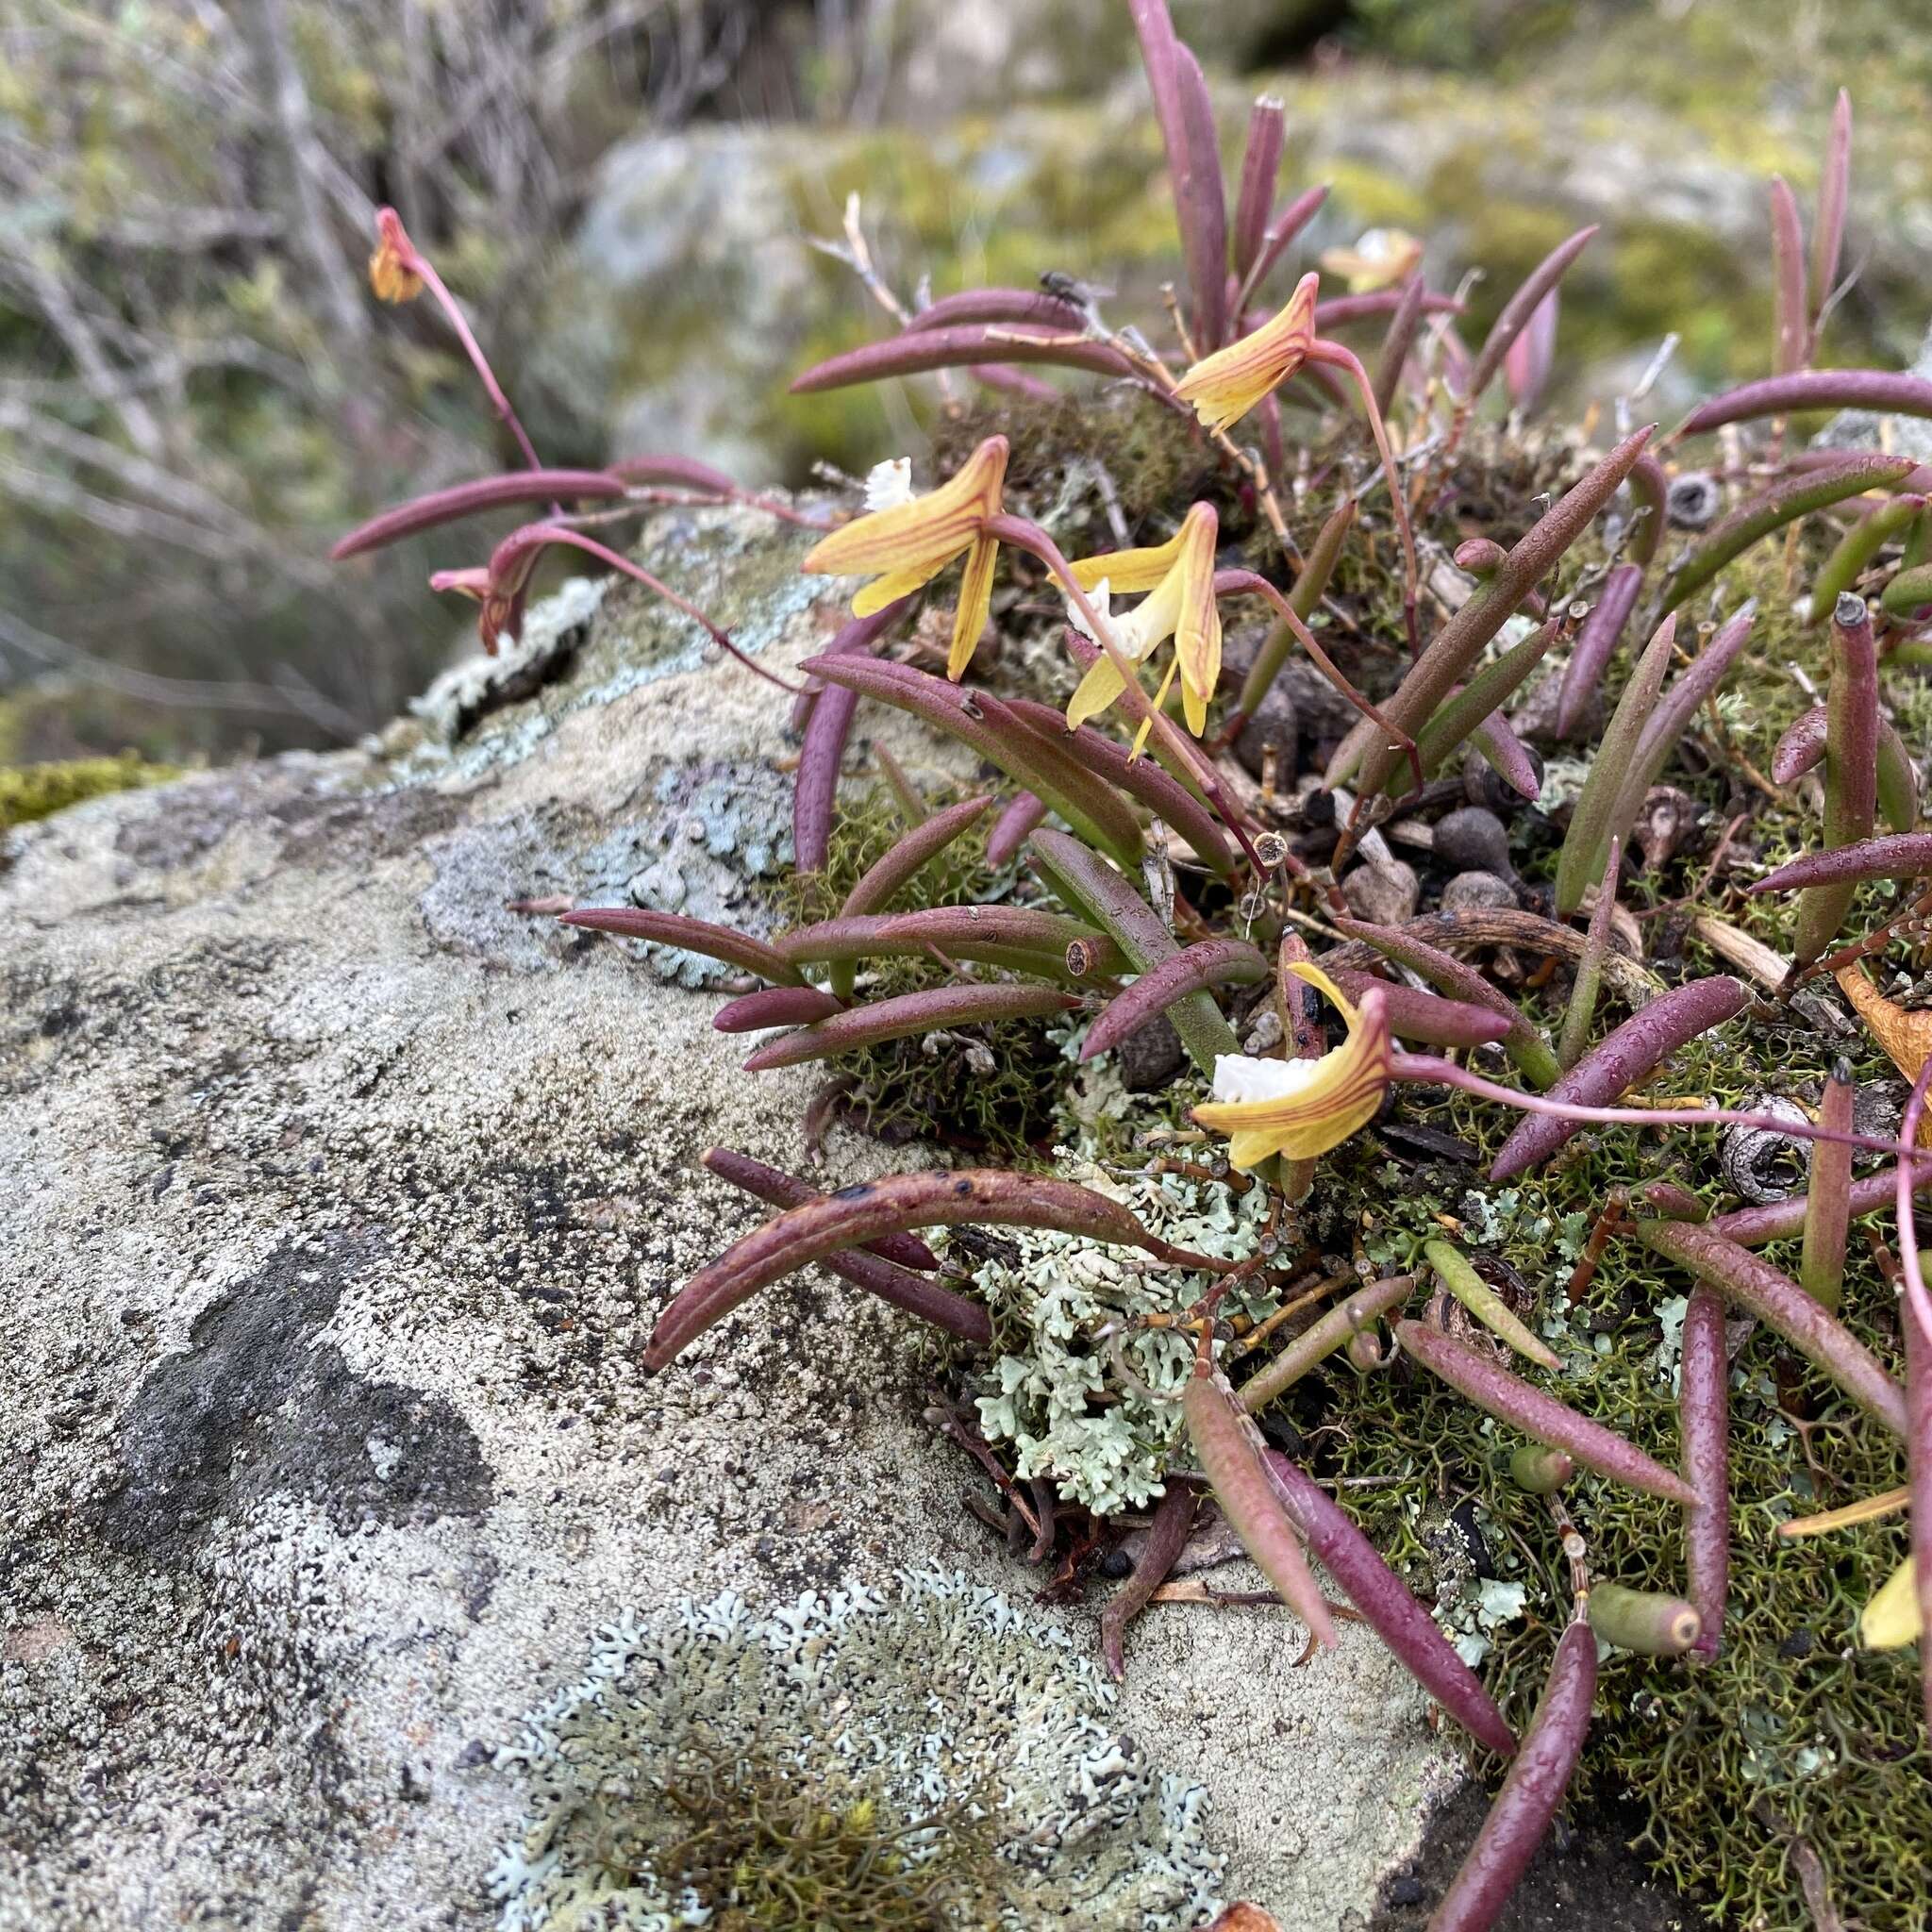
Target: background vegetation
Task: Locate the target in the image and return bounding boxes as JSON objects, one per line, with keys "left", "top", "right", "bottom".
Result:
{"left": 1, "top": 0, "right": 1926, "bottom": 768}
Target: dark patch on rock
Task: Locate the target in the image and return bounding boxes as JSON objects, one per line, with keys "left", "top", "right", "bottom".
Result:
{"left": 96, "top": 1231, "right": 491, "bottom": 1560}
{"left": 1371, "top": 1780, "right": 1689, "bottom": 1931}
{"left": 113, "top": 767, "right": 286, "bottom": 872}
{"left": 268, "top": 782, "right": 465, "bottom": 871}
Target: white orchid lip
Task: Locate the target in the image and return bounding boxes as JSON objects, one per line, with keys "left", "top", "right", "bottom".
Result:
{"left": 1210, "top": 1053, "right": 1327, "bottom": 1106}
{"left": 862, "top": 456, "right": 915, "bottom": 511}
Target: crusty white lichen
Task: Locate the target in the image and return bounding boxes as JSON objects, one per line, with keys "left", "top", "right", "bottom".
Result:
{"left": 489, "top": 1569, "right": 1224, "bottom": 1931}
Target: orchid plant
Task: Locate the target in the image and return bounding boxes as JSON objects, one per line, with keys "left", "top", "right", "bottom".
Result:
{"left": 327, "top": 9, "right": 1932, "bottom": 1926}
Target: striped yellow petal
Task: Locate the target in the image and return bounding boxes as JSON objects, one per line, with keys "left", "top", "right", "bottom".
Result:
{"left": 1191, "top": 977, "right": 1391, "bottom": 1166}
{"left": 1069, "top": 525, "right": 1187, "bottom": 594}
{"left": 803, "top": 438, "right": 1008, "bottom": 676}
{"left": 1171, "top": 506, "right": 1223, "bottom": 733}
{"left": 948, "top": 535, "right": 999, "bottom": 679}
{"left": 852, "top": 563, "right": 941, "bottom": 616}
{"left": 1175, "top": 273, "right": 1319, "bottom": 434}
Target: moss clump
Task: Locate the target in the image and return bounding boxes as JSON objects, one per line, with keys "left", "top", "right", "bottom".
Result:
{"left": 1280, "top": 1003, "right": 1927, "bottom": 1930}
{"left": 0, "top": 752, "right": 176, "bottom": 833}
{"left": 562, "top": 1747, "right": 993, "bottom": 1932}
{"left": 785, "top": 785, "right": 1073, "bottom": 1158}
{"left": 489, "top": 1574, "right": 1224, "bottom": 1930}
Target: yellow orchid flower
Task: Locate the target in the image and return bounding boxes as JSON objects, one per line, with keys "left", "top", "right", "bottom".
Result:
{"left": 802, "top": 436, "right": 1008, "bottom": 679}
{"left": 1063, "top": 503, "right": 1223, "bottom": 737}
{"left": 1319, "top": 228, "right": 1423, "bottom": 294}
{"left": 1174, "top": 273, "right": 1318, "bottom": 435}
{"left": 1860, "top": 1554, "right": 1922, "bottom": 1650}
{"left": 368, "top": 208, "right": 425, "bottom": 305}
{"left": 1191, "top": 963, "right": 1393, "bottom": 1169}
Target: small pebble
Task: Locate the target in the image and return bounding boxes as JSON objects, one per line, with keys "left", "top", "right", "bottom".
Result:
{"left": 1341, "top": 857, "right": 1420, "bottom": 925}
{"left": 1441, "top": 869, "right": 1517, "bottom": 912}
{"left": 1432, "top": 806, "right": 1517, "bottom": 882}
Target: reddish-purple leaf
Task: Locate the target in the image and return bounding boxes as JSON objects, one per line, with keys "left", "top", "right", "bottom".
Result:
{"left": 1751, "top": 830, "right": 1932, "bottom": 894}
{"left": 1770, "top": 176, "right": 1807, "bottom": 376}
{"left": 970, "top": 362, "right": 1058, "bottom": 401}
{"left": 1427, "top": 1620, "right": 1595, "bottom": 1932}
{"left": 1810, "top": 90, "right": 1854, "bottom": 324}
{"left": 560, "top": 907, "right": 805, "bottom": 986}
{"left": 1642, "top": 1181, "right": 1708, "bottom": 1222}
{"left": 331, "top": 468, "right": 626, "bottom": 558}
{"left": 986, "top": 792, "right": 1048, "bottom": 868}
{"left": 1240, "top": 183, "right": 1330, "bottom": 302}
{"left": 1471, "top": 710, "right": 1541, "bottom": 801}
{"left": 801, "top": 655, "right": 1144, "bottom": 867}
{"left": 712, "top": 986, "right": 846, "bottom": 1033}
{"left": 699, "top": 1146, "right": 940, "bottom": 1272}
{"left": 1330, "top": 917, "right": 1558, "bottom": 1089}
{"left": 1794, "top": 593, "right": 1879, "bottom": 967}
{"left": 1128, "top": 0, "right": 1226, "bottom": 349}
{"left": 1632, "top": 1219, "right": 1907, "bottom": 1436}
{"left": 1079, "top": 939, "right": 1268, "bottom": 1061}
{"left": 647, "top": 1168, "right": 1235, "bottom": 1368}
{"left": 907, "top": 288, "right": 1087, "bottom": 333}
{"left": 1184, "top": 1372, "right": 1335, "bottom": 1647}
{"left": 840, "top": 793, "right": 993, "bottom": 916}
{"left": 1490, "top": 975, "right": 1749, "bottom": 1179}
{"left": 1232, "top": 97, "right": 1287, "bottom": 282}
{"left": 1399, "top": 1320, "right": 1698, "bottom": 1504}
{"left": 1674, "top": 370, "right": 1932, "bottom": 439}
{"left": 1339, "top": 425, "right": 1655, "bottom": 801}
{"left": 1100, "top": 1482, "right": 1196, "bottom": 1682}
{"left": 741, "top": 982, "right": 1078, "bottom": 1072}
{"left": 1554, "top": 564, "right": 1642, "bottom": 741}
{"left": 1003, "top": 696, "right": 1239, "bottom": 878}
{"left": 1323, "top": 969, "right": 1512, "bottom": 1051}
{"left": 1465, "top": 225, "right": 1597, "bottom": 406}
{"left": 872, "top": 905, "right": 1120, "bottom": 965}
{"left": 699, "top": 1149, "right": 984, "bottom": 1342}
{"left": 1503, "top": 287, "right": 1559, "bottom": 413}
{"left": 1679, "top": 1283, "right": 1730, "bottom": 1660}
{"left": 1710, "top": 1163, "right": 1932, "bottom": 1247}
{"left": 1312, "top": 290, "right": 1462, "bottom": 329}
{"left": 1264, "top": 1452, "right": 1517, "bottom": 1757}
{"left": 791, "top": 326, "right": 1134, "bottom": 393}
{"left": 1029, "top": 826, "right": 1238, "bottom": 1074}
{"left": 1373, "top": 275, "right": 1430, "bottom": 421}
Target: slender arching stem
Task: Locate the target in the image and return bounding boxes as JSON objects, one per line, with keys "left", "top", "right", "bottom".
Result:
{"left": 1392, "top": 1049, "right": 1932, "bottom": 1167}
{"left": 1307, "top": 338, "right": 1421, "bottom": 655}
{"left": 1899, "top": 1058, "right": 1932, "bottom": 1349}
{"left": 527, "top": 526, "right": 804, "bottom": 694}
{"left": 409, "top": 257, "right": 544, "bottom": 475}
{"left": 1213, "top": 567, "right": 1422, "bottom": 794}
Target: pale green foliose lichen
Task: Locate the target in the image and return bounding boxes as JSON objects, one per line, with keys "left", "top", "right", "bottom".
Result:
{"left": 963, "top": 1030, "right": 1281, "bottom": 1515}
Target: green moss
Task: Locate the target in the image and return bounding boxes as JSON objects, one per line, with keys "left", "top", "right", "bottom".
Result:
{"left": 590, "top": 1750, "right": 996, "bottom": 1932}
{"left": 0, "top": 752, "right": 176, "bottom": 832}
{"left": 782, "top": 787, "right": 1069, "bottom": 1160}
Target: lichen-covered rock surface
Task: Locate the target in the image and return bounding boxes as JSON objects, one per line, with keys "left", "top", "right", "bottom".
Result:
{"left": 1, "top": 506, "right": 1457, "bottom": 1930}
